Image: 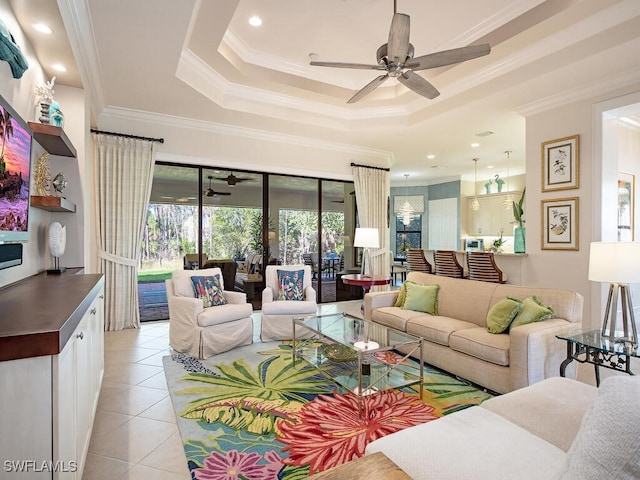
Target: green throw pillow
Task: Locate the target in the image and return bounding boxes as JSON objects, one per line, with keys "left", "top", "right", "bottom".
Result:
{"left": 486, "top": 297, "right": 523, "bottom": 333}
{"left": 510, "top": 296, "right": 554, "bottom": 329}
{"left": 402, "top": 282, "right": 439, "bottom": 315}
{"left": 394, "top": 282, "right": 408, "bottom": 307}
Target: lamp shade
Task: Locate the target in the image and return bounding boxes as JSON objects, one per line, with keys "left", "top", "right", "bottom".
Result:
{"left": 354, "top": 228, "right": 379, "bottom": 249}
{"left": 588, "top": 242, "right": 640, "bottom": 284}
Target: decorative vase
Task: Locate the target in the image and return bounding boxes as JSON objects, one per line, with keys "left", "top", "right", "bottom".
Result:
{"left": 39, "top": 102, "right": 51, "bottom": 124}
{"left": 514, "top": 226, "right": 526, "bottom": 253}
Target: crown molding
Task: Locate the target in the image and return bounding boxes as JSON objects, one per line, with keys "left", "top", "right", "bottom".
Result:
{"left": 58, "top": 0, "right": 107, "bottom": 116}
{"left": 515, "top": 68, "right": 640, "bottom": 117}
{"left": 99, "top": 105, "right": 394, "bottom": 163}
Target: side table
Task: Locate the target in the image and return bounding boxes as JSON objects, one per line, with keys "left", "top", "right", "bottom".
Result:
{"left": 342, "top": 274, "right": 392, "bottom": 312}
{"left": 557, "top": 330, "right": 638, "bottom": 386}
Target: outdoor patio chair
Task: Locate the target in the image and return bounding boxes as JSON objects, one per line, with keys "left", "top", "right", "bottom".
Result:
{"left": 261, "top": 265, "right": 318, "bottom": 341}
{"left": 166, "top": 267, "right": 253, "bottom": 358}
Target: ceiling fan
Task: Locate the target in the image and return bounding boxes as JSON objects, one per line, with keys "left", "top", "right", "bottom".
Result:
{"left": 310, "top": 0, "right": 491, "bottom": 103}
{"left": 204, "top": 176, "right": 231, "bottom": 197}
{"left": 214, "top": 171, "right": 253, "bottom": 186}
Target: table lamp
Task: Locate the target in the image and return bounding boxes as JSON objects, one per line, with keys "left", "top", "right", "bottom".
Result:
{"left": 354, "top": 227, "right": 379, "bottom": 277}
{"left": 588, "top": 242, "right": 640, "bottom": 344}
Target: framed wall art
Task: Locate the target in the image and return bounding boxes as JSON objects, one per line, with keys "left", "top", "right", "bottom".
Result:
{"left": 541, "top": 135, "right": 579, "bottom": 192}
{"left": 541, "top": 197, "right": 579, "bottom": 250}
{"left": 618, "top": 172, "right": 635, "bottom": 241}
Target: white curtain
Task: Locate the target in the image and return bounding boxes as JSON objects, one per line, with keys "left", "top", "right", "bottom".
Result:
{"left": 352, "top": 164, "right": 391, "bottom": 281}
{"left": 93, "top": 134, "right": 156, "bottom": 330}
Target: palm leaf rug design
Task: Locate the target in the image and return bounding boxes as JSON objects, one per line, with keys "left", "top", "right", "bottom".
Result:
{"left": 164, "top": 342, "right": 492, "bottom": 479}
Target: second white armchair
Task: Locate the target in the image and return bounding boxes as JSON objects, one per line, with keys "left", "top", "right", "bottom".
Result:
{"left": 261, "top": 265, "right": 318, "bottom": 341}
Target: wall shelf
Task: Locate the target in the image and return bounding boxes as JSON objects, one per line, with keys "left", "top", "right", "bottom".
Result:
{"left": 30, "top": 196, "right": 76, "bottom": 213}
{"left": 27, "top": 122, "right": 77, "bottom": 158}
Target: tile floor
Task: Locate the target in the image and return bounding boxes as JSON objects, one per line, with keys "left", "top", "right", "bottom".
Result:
{"left": 82, "top": 300, "right": 363, "bottom": 479}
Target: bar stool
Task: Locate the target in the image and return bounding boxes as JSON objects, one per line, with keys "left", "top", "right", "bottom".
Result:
{"left": 466, "top": 251, "right": 507, "bottom": 283}
{"left": 406, "top": 248, "right": 432, "bottom": 273}
{"left": 433, "top": 250, "right": 464, "bottom": 278}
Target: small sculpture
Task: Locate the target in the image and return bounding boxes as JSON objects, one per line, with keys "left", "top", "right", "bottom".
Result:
{"left": 483, "top": 178, "right": 492, "bottom": 194}
{"left": 495, "top": 174, "right": 505, "bottom": 192}
{"left": 52, "top": 172, "right": 67, "bottom": 195}
{"left": 49, "top": 101, "right": 64, "bottom": 127}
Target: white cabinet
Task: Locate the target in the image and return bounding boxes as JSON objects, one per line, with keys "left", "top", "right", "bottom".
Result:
{"left": 53, "top": 288, "right": 104, "bottom": 479}
{"left": 467, "top": 192, "right": 521, "bottom": 236}
{"left": 0, "top": 275, "right": 104, "bottom": 479}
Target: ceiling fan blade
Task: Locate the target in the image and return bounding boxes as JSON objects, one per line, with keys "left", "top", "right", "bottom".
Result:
{"left": 347, "top": 74, "right": 389, "bottom": 104}
{"left": 398, "top": 71, "right": 440, "bottom": 99}
{"left": 407, "top": 44, "right": 491, "bottom": 71}
{"left": 310, "top": 61, "right": 386, "bottom": 71}
{"left": 387, "top": 13, "right": 410, "bottom": 63}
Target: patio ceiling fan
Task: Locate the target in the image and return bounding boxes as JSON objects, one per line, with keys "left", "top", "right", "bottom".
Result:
{"left": 215, "top": 171, "right": 253, "bottom": 186}
{"left": 204, "top": 176, "right": 231, "bottom": 197}
{"left": 310, "top": 0, "right": 491, "bottom": 103}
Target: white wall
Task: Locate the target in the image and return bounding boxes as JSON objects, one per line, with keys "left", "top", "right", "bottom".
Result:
{"left": 524, "top": 85, "right": 640, "bottom": 330}
{"left": 0, "top": 1, "right": 88, "bottom": 288}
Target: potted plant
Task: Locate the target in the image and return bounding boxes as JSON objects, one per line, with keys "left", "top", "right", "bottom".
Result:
{"left": 512, "top": 188, "right": 526, "bottom": 253}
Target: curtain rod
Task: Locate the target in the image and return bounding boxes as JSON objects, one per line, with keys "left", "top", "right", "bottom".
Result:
{"left": 350, "top": 162, "right": 390, "bottom": 172}
{"left": 90, "top": 128, "right": 164, "bottom": 144}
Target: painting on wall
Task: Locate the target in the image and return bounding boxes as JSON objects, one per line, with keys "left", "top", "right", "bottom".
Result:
{"left": 541, "top": 135, "right": 579, "bottom": 192}
{"left": 541, "top": 197, "right": 579, "bottom": 250}
{"left": 618, "top": 172, "right": 635, "bottom": 241}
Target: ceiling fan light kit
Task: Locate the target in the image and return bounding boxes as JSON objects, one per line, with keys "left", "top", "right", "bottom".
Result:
{"left": 205, "top": 175, "right": 231, "bottom": 197}
{"left": 310, "top": 2, "right": 491, "bottom": 103}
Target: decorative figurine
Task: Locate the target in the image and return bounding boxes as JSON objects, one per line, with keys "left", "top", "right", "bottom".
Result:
{"left": 495, "top": 174, "right": 505, "bottom": 192}
{"left": 49, "top": 101, "right": 64, "bottom": 127}
{"left": 483, "top": 178, "right": 492, "bottom": 194}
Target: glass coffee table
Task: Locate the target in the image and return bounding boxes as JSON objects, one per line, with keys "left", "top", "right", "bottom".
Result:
{"left": 292, "top": 313, "right": 424, "bottom": 417}
{"left": 557, "top": 330, "right": 639, "bottom": 386}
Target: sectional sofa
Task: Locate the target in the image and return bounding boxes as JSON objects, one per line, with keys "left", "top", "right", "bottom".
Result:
{"left": 364, "top": 272, "right": 583, "bottom": 393}
{"left": 366, "top": 376, "right": 640, "bottom": 479}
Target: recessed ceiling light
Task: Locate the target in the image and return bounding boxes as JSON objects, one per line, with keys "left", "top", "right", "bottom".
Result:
{"left": 248, "top": 16, "right": 262, "bottom": 26}
{"left": 471, "top": 143, "right": 480, "bottom": 148}
{"left": 487, "top": 165, "right": 494, "bottom": 169}
{"left": 33, "top": 23, "right": 53, "bottom": 34}
{"left": 427, "top": 154, "right": 435, "bottom": 159}
{"left": 52, "top": 64, "right": 67, "bottom": 72}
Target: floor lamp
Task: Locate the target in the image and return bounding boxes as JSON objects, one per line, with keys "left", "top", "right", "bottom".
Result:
{"left": 588, "top": 242, "right": 640, "bottom": 345}
{"left": 354, "top": 228, "right": 379, "bottom": 277}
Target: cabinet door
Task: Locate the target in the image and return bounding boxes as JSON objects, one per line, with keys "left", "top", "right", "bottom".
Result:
{"left": 53, "top": 331, "right": 78, "bottom": 479}
{"left": 74, "top": 314, "right": 91, "bottom": 477}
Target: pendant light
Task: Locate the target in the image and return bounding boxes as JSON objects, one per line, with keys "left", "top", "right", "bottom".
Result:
{"left": 400, "top": 174, "right": 414, "bottom": 225}
{"left": 502, "top": 150, "right": 514, "bottom": 209}
{"left": 471, "top": 158, "right": 480, "bottom": 211}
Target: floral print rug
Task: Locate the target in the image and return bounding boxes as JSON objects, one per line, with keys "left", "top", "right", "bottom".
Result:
{"left": 163, "top": 342, "right": 492, "bottom": 479}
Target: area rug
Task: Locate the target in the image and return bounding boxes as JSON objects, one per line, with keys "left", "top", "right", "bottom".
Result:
{"left": 163, "top": 341, "right": 493, "bottom": 479}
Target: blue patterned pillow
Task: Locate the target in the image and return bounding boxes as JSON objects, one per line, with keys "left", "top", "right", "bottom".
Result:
{"left": 191, "top": 275, "right": 227, "bottom": 307}
{"left": 277, "top": 269, "right": 305, "bottom": 301}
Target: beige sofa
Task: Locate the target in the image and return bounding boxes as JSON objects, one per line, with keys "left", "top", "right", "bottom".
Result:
{"left": 364, "top": 272, "right": 583, "bottom": 393}
{"left": 366, "top": 376, "right": 640, "bottom": 479}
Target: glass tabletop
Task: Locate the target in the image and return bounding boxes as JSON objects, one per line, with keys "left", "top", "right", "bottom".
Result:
{"left": 295, "top": 313, "right": 421, "bottom": 351}
{"left": 557, "top": 330, "right": 639, "bottom": 357}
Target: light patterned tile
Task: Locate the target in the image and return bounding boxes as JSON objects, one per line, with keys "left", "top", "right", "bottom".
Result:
{"left": 116, "top": 464, "right": 190, "bottom": 480}
{"left": 98, "top": 385, "right": 168, "bottom": 416}
{"left": 137, "top": 371, "right": 168, "bottom": 390}
{"left": 139, "top": 433, "right": 189, "bottom": 475}
{"left": 82, "top": 453, "right": 133, "bottom": 480}
{"left": 138, "top": 396, "right": 177, "bottom": 423}
{"left": 103, "top": 362, "right": 164, "bottom": 386}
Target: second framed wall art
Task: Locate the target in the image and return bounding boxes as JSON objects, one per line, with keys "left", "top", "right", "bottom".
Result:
{"left": 541, "top": 197, "right": 579, "bottom": 250}
{"left": 541, "top": 135, "right": 579, "bottom": 192}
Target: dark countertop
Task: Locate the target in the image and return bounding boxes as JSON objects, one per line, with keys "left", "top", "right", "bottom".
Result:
{"left": 0, "top": 271, "right": 104, "bottom": 362}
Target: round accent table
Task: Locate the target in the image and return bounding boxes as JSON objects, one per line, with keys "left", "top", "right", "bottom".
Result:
{"left": 341, "top": 274, "right": 392, "bottom": 312}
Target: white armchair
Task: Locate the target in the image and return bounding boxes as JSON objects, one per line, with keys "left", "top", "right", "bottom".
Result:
{"left": 261, "top": 265, "right": 318, "bottom": 341}
{"left": 166, "top": 268, "right": 253, "bottom": 359}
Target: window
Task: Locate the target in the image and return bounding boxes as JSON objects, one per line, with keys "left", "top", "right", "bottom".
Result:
{"left": 396, "top": 215, "right": 422, "bottom": 256}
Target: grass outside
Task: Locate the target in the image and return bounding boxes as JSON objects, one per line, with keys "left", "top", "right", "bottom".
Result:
{"left": 138, "top": 270, "right": 173, "bottom": 283}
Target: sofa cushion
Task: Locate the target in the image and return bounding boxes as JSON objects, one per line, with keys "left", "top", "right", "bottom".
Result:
{"left": 450, "top": 328, "right": 510, "bottom": 366}
{"left": 191, "top": 275, "right": 227, "bottom": 307}
{"left": 486, "top": 297, "right": 523, "bottom": 333}
{"left": 197, "top": 302, "right": 253, "bottom": 327}
{"left": 365, "top": 407, "right": 567, "bottom": 480}
{"left": 277, "top": 269, "right": 305, "bottom": 301}
{"left": 562, "top": 376, "right": 640, "bottom": 479}
{"left": 406, "top": 316, "right": 478, "bottom": 346}
{"left": 510, "top": 296, "right": 554, "bottom": 329}
{"left": 261, "top": 299, "right": 317, "bottom": 316}
{"left": 371, "top": 306, "right": 426, "bottom": 332}
{"left": 402, "top": 282, "right": 439, "bottom": 315}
